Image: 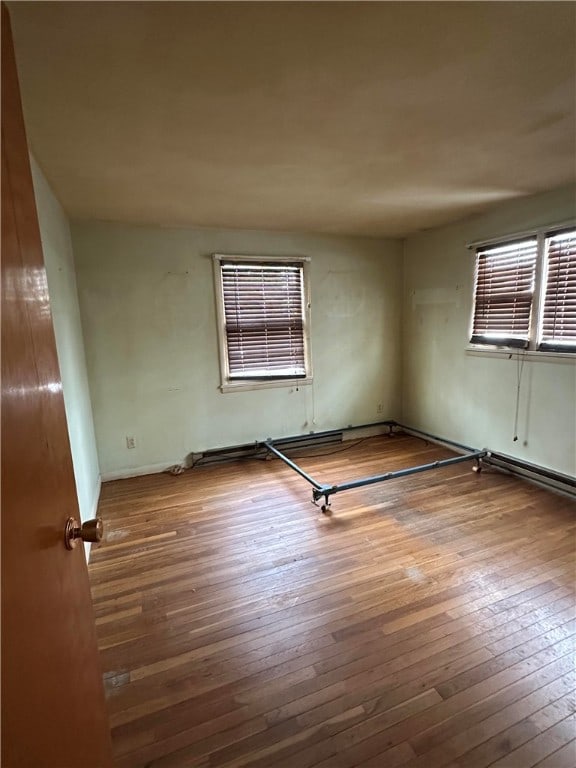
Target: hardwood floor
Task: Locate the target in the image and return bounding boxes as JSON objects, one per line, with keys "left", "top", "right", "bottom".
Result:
{"left": 89, "top": 434, "right": 576, "bottom": 768}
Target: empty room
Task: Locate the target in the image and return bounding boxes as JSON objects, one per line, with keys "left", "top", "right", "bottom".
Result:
{"left": 2, "top": 2, "right": 575, "bottom": 767}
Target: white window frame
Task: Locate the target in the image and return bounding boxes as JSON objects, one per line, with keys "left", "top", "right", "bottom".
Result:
{"left": 467, "top": 220, "right": 576, "bottom": 359}
{"left": 213, "top": 253, "right": 313, "bottom": 393}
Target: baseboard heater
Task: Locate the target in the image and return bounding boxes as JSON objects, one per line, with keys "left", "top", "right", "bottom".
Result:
{"left": 188, "top": 427, "right": 354, "bottom": 468}
{"left": 188, "top": 420, "right": 401, "bottom": 469}
{"left": 188, "top": 432, "right": 342, "bottom": 467}
{"left": 484, "top": 451, "right": 576, "bottom": 496}
{"left": 394, "top": 423, "right": 576, "bottom": 499}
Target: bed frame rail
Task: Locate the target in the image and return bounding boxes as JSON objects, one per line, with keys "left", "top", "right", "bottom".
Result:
{"left": 264, "top": 437, "right": 488, "bottom": 513}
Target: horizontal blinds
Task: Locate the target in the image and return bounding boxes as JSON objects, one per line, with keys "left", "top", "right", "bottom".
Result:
{"left": 539, "top": 229, "right": 576, "bottom": 352}
{"left": 470, "top": 238, "right": 537, "bottom": 348}
{"left": 221, "top": 262, "right": 306, "bottom": 378}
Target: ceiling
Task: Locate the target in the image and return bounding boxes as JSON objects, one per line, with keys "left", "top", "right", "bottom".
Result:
{"left": 8, "top": 1, "right": 576, "bottom": 238}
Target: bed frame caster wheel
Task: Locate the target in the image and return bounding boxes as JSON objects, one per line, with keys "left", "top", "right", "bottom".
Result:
{"left": 472, "top": 461, "right": 483, "bottom": 473}
{"left": 321, "top": 504, "right": 332, "bottom": 515}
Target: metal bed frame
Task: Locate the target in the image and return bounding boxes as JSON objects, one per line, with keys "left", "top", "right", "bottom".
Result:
{"left": 264, "top": 423, "right": 488, "bottom": 513}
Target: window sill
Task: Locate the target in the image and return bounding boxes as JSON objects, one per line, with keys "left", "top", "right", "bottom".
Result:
{"left": 466, "top": 345, "right": 576, "bottom": 363}
{"left": 220, "top": 377, "right": 313, "bottom": 393}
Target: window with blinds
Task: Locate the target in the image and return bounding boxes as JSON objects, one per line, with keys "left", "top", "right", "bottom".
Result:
{"left": 470, "top": 238, "right": 537, "bottom": 348}
{"left": 214, "top": 257, "right": 311, "bottom": 387}
{"left": 539, "top": 229, "right": 576, "bottom": 352}
{"left": 469, "top": 225, "right": 575, "bottom": 354}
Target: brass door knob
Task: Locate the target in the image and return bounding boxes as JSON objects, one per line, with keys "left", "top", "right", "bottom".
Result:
{"left": 64, "top": 517, "right": 104, "bottom": 550}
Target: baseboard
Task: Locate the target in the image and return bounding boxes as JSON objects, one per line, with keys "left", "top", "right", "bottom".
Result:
{"left": 86, "top": 474, "right": 102, "bottom": 562}
{"left": 101, "top": 462, "right": 180, "bottom": 482}
{"left": 90, "top": 475, "right": 102, "bottom": 517}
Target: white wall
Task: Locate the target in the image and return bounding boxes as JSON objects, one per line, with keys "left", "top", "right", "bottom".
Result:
{"left": 403, "top": 184, "right": 576, "bottom": 477}
{"left": 31, "top": 158, "right": 101, "bottom": 523}
{"left": 71, "top": 221, "right": 403, "bottom": 479}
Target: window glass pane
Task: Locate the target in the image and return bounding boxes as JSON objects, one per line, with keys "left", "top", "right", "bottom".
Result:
{"left": 539, "top": 229, "right": 576, "bottom": 352}
{"left": 221, "top": 262, "right": 307, "bottom": 378}
{"left": 470, "top": 238, "right": 537, "bottom": 348}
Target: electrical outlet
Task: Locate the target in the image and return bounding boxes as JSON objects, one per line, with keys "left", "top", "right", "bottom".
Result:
{"left": 126, "top": 436, "right": 135, "bottom": 449}
{"left": 377, "top": 403, "right": 383, "bottom": 414}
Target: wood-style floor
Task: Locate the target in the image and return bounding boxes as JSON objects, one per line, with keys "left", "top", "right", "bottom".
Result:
{"left": 89, "top": 434, "right": 576, "bottom": 768}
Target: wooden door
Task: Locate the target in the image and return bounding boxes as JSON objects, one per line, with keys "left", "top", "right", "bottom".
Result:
{"left": 1, "top": 5, "right": 113, "bottom": 766}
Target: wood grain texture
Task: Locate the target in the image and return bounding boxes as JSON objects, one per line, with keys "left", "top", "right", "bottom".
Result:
{"left": 89, "top": 434, "right": 576, "bottom": 768}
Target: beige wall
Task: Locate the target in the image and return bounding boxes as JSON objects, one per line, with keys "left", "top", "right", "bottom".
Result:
{"left": 31, "top": 157, "right": 101, "bottom": 525}
{"left": 402, "top": 184, "right": 576, "bottom": 476}
{"left": 72, "top": 221, "right": 403, "bottom": 479}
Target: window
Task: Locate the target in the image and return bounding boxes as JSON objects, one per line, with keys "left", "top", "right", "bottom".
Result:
{"left": 471, "top": 238, "right": 537, "bottom": 348}
{"left": 470, "top": 226, "right": 575, "bottom": 353}
{"left": 213, "top": 254, "right": 312, "bottom": 391}
{"left": 539, "top": 229, "right": 576, "bottom": 352}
